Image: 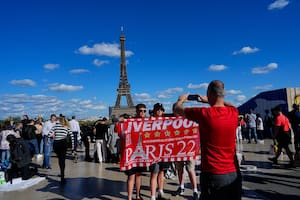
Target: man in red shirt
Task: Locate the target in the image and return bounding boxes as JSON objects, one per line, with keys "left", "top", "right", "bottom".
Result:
{"left": 173, "top": 80, "right": 241, "bottom": 200}
{"left": 268, "top": 106, "right": 295, "bottom": 168}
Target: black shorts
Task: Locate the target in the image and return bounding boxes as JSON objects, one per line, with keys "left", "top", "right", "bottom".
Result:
{"left": 277, "top": 131, "right": 291, "bottom": 147}
{"left": 125, "top": 167, "right": 146, "bottom": 176}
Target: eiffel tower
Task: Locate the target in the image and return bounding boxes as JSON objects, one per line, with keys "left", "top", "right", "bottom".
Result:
{"left": 109, "top": 28, "right": 136, "bottom": 118}
{"left": 131, "top": 133, "right": 147, "bottom": 160}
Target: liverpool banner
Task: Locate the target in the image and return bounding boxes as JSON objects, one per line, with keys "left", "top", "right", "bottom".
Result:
{"left": 116, "top": 116, "right": 200, "bottom": 171}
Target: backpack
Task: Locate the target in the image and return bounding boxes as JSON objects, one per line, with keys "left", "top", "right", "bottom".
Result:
{"left": 10, "top": 138, "right": 32, "bottom": 168}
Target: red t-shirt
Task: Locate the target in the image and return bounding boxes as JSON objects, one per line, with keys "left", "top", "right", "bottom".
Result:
{"left": 275, "top": 113, "right": 290, "bottom": 132}
{"left": 184, "top": 106, "right": 239, "bottom": 174}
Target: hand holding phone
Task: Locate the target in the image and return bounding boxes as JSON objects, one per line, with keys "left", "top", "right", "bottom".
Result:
{"left": 187, "top": 94, "right": 200, "bottom": 101}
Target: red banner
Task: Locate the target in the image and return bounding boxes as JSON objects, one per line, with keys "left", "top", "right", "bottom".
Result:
{"left": 116, "top": 116, "right": 200, "bottom": 171}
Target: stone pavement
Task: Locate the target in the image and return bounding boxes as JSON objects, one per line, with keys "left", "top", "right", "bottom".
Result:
{"left": 0, "top": 139, "right": 299, "bottom": 200}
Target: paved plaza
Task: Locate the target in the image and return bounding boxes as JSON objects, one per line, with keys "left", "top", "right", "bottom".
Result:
{"left": 0, "top": 139, "right": 299, "bottom": 200}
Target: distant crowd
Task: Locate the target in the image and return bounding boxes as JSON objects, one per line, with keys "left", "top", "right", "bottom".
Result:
{"left": 0, "top": 80, "right": 299, "bottom": 200}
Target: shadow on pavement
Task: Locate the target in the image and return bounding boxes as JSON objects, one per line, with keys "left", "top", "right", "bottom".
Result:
{"left": 37, "top": 176, "right": 127, "bottom": 200}
{"left": 242, "top": 160, "right": 273, "bottom": 169}
{"left": 254, "top": 189, "right": 300, "bottom": 200}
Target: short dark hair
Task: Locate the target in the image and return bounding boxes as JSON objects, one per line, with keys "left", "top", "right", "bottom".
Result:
{"left": 136, "top": 103, "right": 146, "bottom": 112}
{"left": 273, "top": 105, "right": 282, "bottom": 112}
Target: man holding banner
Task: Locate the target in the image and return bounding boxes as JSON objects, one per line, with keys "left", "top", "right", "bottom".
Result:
{"left": 116, "top": 104, "right": 201, "bottom": 199}
{"left": 116, "top": 103, "right": 148, "bottom": 200}
{"left": 173, "top": 80, "right": 242, "bottom": 200}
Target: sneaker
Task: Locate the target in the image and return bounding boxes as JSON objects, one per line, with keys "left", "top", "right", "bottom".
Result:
{"left": 193, "top": 191, "right": 199, "bottom": 200}
{"left": 157, "top": 193, "right": 169, "bottom": 200}
{"left": 174, "top": 187, "right": 185, "bottom": 196}
{"left": 268, "top": 157, "right": 278, "bottom": 164}
{"left": 73, "top": 154, "right": 78, "bottom": 163}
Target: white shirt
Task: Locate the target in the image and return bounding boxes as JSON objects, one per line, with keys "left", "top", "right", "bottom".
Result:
{"left": 256, "top": 117, "right": 264, "bottom": 131}
{"left": 69, "top": 119, "right": 81, "bottom": 133}
{"left": 42, "top": 120, "right": 57, "bottom": 136}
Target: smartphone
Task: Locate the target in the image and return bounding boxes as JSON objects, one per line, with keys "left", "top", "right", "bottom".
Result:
{"left": 187, "top": 94, "right": 199, "bottom": 101}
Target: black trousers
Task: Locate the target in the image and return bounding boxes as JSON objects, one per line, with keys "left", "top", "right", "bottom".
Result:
{"left": 53, "top": 139, "right": 67, "bottom": 177}
{"left": 82, "top": 134, "right": 91, "bottom": 159}
{"left": 200, "top": 171, "right": 242, "bottom": 200}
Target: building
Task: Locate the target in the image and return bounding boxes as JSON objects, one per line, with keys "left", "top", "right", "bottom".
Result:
{"left": 238, "top": 88, "right": 300, "bottom": 118}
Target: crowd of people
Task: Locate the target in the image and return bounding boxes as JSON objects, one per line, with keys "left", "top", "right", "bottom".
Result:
{"left": 0, "top": 114, "right": 77, "bottom": 183}
{"left": 0, "top": 79, "right": 299, "bottom": 200}
{"left": 236, "top": 104, "right": 299, "bottom": 168}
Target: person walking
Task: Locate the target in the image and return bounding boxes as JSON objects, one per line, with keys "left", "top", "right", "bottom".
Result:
{"left": 173, "top": 80, "right": 242, "bottom": 200}
{"left": 268, "top": 106, "right": 295, "bottom": 168}
{"left": 69, "top": 115, "right": 81, "bottom": 162}
{"left": 49, "top": 115, "right": 74, "bottom": 183}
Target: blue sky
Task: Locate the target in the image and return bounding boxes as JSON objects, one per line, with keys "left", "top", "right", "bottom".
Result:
{"left": 0, "top": 0, "right": 299, "bottom": 120}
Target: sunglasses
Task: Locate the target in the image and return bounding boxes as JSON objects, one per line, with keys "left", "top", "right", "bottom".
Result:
{"left": 139, "top": 109, "right": 147, "bottom": 113}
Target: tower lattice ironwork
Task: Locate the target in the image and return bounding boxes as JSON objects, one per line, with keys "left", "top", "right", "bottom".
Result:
{"left": 109, "top": 29, "right": 135, "bottom": 118}
{"left": 114, "top": 31, "right": 134, "bottom": 108}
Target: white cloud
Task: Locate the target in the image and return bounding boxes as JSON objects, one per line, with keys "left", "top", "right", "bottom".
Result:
{"left": 253, "top": 84, "right": 273, "bottom": 90}
{"left": 93, "top": 59, "right": 110, "bottom": 67}
{"left": 93, "top": 104, "right": 106, "bottom": 110}
{"left": 209, "top": 64, "right": 228, "bottom": 71}
{"left": 156, "top": 88, "right": 183, "bottom": 99}
{"left": 0, "top": 106, "right": 10, "bottom": 111}
{"left": 233, "top": 46, "right": 259, "bottom": 55}
{"left": 69, "top": 69, "right": 90, "bottom": 74}
{"left": 77, "top": 43, "right": 134, "bottom": 57}
{"left": 79, "top": 100, "right": 92, "bottom": 105}
{"left": 187, "top": 83, "right": 208, "bottom": 89}
{"left": 0, "top": 93, "right": 111, "bottom": 120}
{"left": 252, "top": 62, "right": 278, "bottom": 74}
{"left": 10, "top": 79, "right": 36, "bottom": 87}
{"left": 226, "top": 89, "right": 242, "bottom": 95}
{"left": 160, "top": 88, "right": 183, "bottom": 94}
{"left": 133, "top": 93, "right": 157, "bottom": 105}
{"left": 0, "top": 94, "right": 62, "bottom": 117}
{"left": 236, "top": 95, "right": 247, "bottom": 102}
{"left": 134, "top": 93, "right": 152, "bottom": 99}
{"left": 49, "top": 83, "right": 83, "bottom": 92}
{"left": 157, "top": 94, "right": 170, "bottom": 99}
{"left": 44, "top": 64, "right": 59, "bottom": 70}
{"left": 268, "top": 0, "right": 289, "bottom": 10}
